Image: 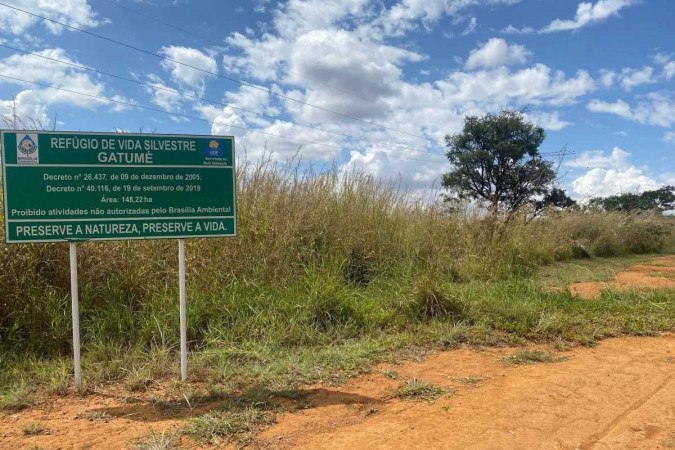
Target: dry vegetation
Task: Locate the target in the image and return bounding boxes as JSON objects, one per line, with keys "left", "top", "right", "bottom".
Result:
{"left": 0, "top": 159, "right": 673, "bottom": 418}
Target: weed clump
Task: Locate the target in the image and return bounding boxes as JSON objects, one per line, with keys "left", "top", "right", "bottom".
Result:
{"left": 343, "top": 248, "right": 375, "bottom": 286}
{"left": 131, "top": 429, "right": 179, "bottom": 450}
{"left": 502, "top": 349, "right": 568, "bottom": 365}
{"left": 21, "top": 422, "right": 47, "bottom": 436}
{"left": 394, "top": 379, "right": 450, "bottom": 401}
{"left": 0, "top": 381, "right": 33, "bottom": 412}
{"left": 409, "top": 277, "right": 465, "bottom": 322}
{"left": 183, "top": 408, "right": 275, "bottom": 445}
{"left": 75, "top": 411, "right": 113, "bottom": 423}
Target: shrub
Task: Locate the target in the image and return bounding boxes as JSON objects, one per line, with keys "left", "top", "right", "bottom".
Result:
{"left": 409, "top": 277, "right": 465, "bottom": 322}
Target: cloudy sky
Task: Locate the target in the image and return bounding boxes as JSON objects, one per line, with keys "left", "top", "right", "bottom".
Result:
{"left": 0, "top": 0, "right": 672, "bottom": 200}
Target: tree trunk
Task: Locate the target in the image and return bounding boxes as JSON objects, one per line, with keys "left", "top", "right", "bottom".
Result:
{"left": 489, "top": 198, "right": 499, "bottom": 217}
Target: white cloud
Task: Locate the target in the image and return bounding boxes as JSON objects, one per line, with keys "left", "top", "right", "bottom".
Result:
{"left": 439, "top": 64, "right": 595, "bottom": 107}
{"left": 238, "top": 121, "right": 344, "bottom": 161}
{"left": 283, "top": 29, "right": 423, "bottom": 122}
{"left": 653, "top": 53, "right": 675, "bottom": 80}
{"left": 572, "top": 166, "right": 658, "bottom": 198}
{"left": 225, "top": 85, "right": 280, "bottom": 118}
{"left": 618, "top": 66, "right": 655, "bottom": 90}
{"left": 195, "top": 83, "right": 342, "bottom": 161}
{"left": 340, "top": 143, "right": 447, "bottom": 195}
{"left": 541, "top": 0, "right": 636, "bottom": 33}
{"left": 664, "top": 131, "right": 675, "bottom": 144}
{"left": 159, "top": 46, "right": 217, "bottom": 95}
{"left": 273, "top": 0, "right": 371, "bottom": 38}
{"left": 0, "top": 48, "right": 116, "bottom": 125}
{"left": 567, "top": 146, "right": 630, "bottom": 169}
{"left": 600, "top": 56, "right": 674, "bottom": 90}
{"left": 659, "top": 172, "right": 675, "bottom": 186}
{"left": 0, "top": 0, "right": 98, "bottom": 35}
{"left": 501, "top": 25, "right": 535, "bottom": 34}
{"left": 654, "top": 53, "right": 671, "bottom": 65}
{"left": 144, "top": 74, "right": 183, "bottom": 112}
{"left": 380, "top": 0, "right": 521, "bottom": 36}
{"left": 663, "top": 62, "right": 675, "bottom": 81}
{"left": 464, "top": 38, "right": 531, "bottom": 70}
{"left": 210, "top": 0, "right": 601, "bottom": 195}
{"left": 587, "top": 98, "right": 632, "bottom": 119}
{"left": 569, "top": 147, "right": 659, "bottom": 198}
{"left": 588, "top": 93, "right": 675, "bottom": 127}
{"left": 224, "top": 31, "right": 289, "bottom": 81}
{"left": 598, "top": 69, "right": 616, "bottom": 87}
{"left": 596, "top": 66, "right": 656, "bottom": 91}
{"left": 462, "top": 17, "right": 477, "bottom": 36}
{"left": 524, "top": 111, "right": 571, "bottom": 131}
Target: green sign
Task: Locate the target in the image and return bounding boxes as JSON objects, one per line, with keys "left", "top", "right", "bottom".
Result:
{"left": 2, "top": 131, "right": 236, "bottom": 243}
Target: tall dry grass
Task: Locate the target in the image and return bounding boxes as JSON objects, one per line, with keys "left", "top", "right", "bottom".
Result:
{"left": 0, "top": 159, "right": 672, "bottom": 356}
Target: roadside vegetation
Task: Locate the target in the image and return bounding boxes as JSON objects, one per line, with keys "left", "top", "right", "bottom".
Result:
{"left": 0, "top": 157, "right": 672, "bottom": 405}
{"left": 0, "top": 112, "right": 674, "bottom": 446}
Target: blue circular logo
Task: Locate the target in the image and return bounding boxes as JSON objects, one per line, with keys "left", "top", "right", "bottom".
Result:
{"left": 18, "top": 135, "right": 37, "bottom": 155}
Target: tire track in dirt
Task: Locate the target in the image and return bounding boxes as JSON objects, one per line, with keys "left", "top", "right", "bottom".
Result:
{"left": 260, "top": 334, "right": 675, "bottom": 450}
{"left": 578, "top": 377, "right": 673, "bottom": 450}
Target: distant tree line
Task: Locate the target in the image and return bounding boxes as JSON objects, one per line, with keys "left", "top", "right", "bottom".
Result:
{"left": 588, "top": 186, "right": 674, "bottom": 213}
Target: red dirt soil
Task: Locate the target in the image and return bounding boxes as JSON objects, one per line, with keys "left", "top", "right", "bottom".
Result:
{"left": 569, "top": 255, "right": 675, "bottom": 299}
{"left": 259, "top": 334, "right": 675, "bottom": 450}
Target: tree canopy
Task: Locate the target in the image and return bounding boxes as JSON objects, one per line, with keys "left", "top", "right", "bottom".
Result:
{"left": 442, "top": 110, "right": 556, "bottom": 218}
{"left": 534, "top": 188, "right": 577, "bottom": 212}
{"left": 589, "top": 186, "right": 674, "bottom": 213}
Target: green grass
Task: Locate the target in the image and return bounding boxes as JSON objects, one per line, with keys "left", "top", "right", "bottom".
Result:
{"left": 1, "top": 278, "right": 673, "bottom": 403}
{"left": 534, "top": 253, "right": 657, "bottom": 286}
{"left": 502, "top": 349, "right": 569, "bottom": 365}
{"left": 394, "top": 379, "right": 450, "bottom": 401}
{"left": 21, "top": 421, "right": 47, "bottom": 436}
{"left": 451, "top": 375, "right": 484, "bottom": 385}
{"left": 183, "top": 408, "right": 275, "bottom": 445}
{"left": 131, "top": 429, "right": 179, "bottom": 450}
{"left": 383, "top": 370, "right": 399, "bottom": 379}
{"left": 0, "top": 380, "right": 33, "bottom": 412}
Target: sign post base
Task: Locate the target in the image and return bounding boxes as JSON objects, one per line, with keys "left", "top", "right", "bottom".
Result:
{"left": 69, "top": 242, "right": 81, "bottom": 388}
{"left": 179, "top": 239, "right": 187, "bottom": 381}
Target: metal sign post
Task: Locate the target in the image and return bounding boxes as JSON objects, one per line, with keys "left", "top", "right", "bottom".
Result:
{"left": 69, "top": 242, "right": 81, "bottom": 388}
{"left": 178, "top": 239, "right": 188, "bottom": 381}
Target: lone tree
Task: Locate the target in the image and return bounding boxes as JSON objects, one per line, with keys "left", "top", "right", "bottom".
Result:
{"left": 442, "top": 110, "right": 556, "bottom": 219}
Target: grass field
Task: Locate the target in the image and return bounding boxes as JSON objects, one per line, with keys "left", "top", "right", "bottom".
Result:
{"left": 0, "top": 161, "right": 674, "bottom": 426}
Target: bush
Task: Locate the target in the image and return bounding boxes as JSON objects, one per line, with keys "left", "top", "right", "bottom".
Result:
{"left": 408, "top": 277, "right": 465, "bottom": 322}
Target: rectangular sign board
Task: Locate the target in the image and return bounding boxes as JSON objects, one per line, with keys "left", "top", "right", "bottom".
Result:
{"left": 2, "top": 131, "right": 236, "bottom": 243}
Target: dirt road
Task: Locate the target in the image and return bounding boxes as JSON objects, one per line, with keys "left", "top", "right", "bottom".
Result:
{"left": 259, "top": 334, "right": 675, "bottom": 450}
{"left": 3, "top": 334, "right": 672, "bottom": 449}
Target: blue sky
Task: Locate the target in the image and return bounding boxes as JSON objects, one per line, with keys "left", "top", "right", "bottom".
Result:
{"left": 0, "top": 0, "right": 673, "bottom": 200}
